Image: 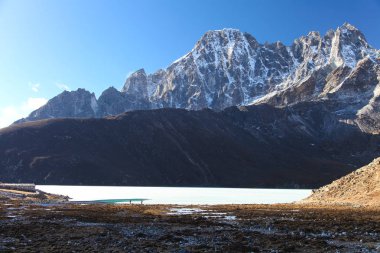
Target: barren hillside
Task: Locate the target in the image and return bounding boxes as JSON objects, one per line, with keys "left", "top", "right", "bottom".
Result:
{"left": 302, "top": 158, "right": 380, "bottom": 206}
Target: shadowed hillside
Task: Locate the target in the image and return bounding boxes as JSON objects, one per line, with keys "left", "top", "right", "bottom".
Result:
{"left": 2, "top": 102, "right": 380, "bottom": 187}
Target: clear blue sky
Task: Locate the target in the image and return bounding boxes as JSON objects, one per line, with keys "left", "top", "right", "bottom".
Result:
{"left": 0, "top": 0, "right": 379, "bottom": 127}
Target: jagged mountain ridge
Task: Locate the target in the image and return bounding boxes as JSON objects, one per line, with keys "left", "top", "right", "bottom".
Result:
{"left": 16, "top": 23, "right": 380, "bottom": 132}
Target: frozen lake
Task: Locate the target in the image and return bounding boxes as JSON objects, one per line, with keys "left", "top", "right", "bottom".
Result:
{"left": 36, "top": 185, "right": 312, "bottom": 205}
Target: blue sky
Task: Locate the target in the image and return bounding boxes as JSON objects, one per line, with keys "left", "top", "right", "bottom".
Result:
{"left": 0, "top": 0, "right": 379, "bottom": 127}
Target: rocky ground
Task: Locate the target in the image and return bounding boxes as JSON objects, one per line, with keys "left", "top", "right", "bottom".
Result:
{"left": 302, "top": 157, "right": 380, "bottom": 207}
{"left": 1, "top": 199, "right": 380, "bottom": 252}
{"left": 0, "top": 188, "right": 68, "bottom": 204}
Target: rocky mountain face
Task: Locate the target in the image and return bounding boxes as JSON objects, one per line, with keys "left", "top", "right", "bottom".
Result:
{"left": 16, "top": 23, "right": 380, "bottom": 133}
{"left": 1, "top": 103, "right": 380, "bottom": 187}
{"left": 15, "top": 89, "right": 98, "bottom": 123}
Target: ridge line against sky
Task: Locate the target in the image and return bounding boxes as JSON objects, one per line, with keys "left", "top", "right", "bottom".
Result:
{"left": 0, "top": 0, "right": 379, "bottom": 128}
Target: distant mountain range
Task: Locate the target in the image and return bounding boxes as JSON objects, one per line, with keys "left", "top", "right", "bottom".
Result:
{"left": 2, "top": 23, "right": 380, "bottom": 187}
{"left": 16, "top": 23, "right": 380, "bottom": 134}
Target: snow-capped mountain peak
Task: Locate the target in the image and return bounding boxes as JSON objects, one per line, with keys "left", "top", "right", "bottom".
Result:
{"left": 18, "top": 23, "right": 380, "bottom": 133}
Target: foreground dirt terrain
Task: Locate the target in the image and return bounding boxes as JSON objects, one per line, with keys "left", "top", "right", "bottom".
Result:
{"left": 1, "top": 200, "right": 380, "bottom": 252}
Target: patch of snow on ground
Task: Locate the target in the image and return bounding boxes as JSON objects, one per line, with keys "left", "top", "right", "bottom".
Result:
{"left": 167, "top": 208, "right": 205, "bottom": 215}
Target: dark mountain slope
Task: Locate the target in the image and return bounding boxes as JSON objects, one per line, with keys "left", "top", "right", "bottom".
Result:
{"left": 1, "top": 103, "right": 379, "bottom": 188}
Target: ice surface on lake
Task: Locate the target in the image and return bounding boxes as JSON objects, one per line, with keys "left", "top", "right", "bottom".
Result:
{"left": 36, "top": 186, "right": 312, "bottom": 205}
